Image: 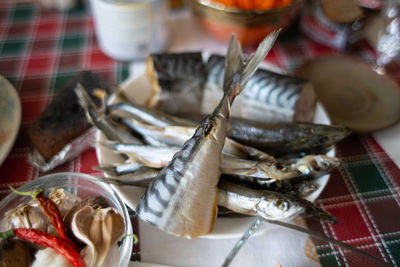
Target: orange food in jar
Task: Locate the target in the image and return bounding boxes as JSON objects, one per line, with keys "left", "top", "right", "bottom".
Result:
{"left": 210, "top": 0, "right": 293, "bottom": 10}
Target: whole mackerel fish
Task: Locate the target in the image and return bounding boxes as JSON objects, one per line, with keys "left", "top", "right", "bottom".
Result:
{"left": 136, "top": 32, "right": 280, "bottom": 238}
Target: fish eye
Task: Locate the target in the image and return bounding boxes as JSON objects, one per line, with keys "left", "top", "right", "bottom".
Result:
{"left": 276, "top": 200, "right": 289, "bottom": 211}
{"left": 318, "top": 161, "right": 329, "bottom": 170}
{"left": 204, "top": 120, "right": 215, "bottom": 137}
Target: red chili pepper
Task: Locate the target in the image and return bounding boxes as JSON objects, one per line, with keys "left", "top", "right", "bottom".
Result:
{"left": 10, "top": 186, "right": 78, "bottom": 251}
{"left": 0, "top": 228, "right": 86, "bottom": 267}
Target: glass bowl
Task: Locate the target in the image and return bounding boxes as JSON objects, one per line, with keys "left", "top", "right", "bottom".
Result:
{"left": 188, "top": 0, "right": 303, "bottom": 46}
{"left": 0, "top": 172, "right": 133, "bottom": 267}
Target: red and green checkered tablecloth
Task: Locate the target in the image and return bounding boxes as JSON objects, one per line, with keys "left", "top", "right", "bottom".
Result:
{"left": 0, "top": 2, "right": 399, "bottom": 266}
{"left": 0, "top": 2, "right": 129, "bottom": 185}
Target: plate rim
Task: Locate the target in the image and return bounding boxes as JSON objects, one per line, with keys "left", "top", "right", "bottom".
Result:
{"left": 0, "top": 76, "right": 21, "bottom": 166}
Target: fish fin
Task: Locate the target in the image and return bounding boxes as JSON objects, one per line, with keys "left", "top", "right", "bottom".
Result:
{"left": 240, "top": 30, "right": 280, "bottom": 88}
{"left": 223, "top": 34, "right": 244, "bottom": 97}
{"left": 305, "top": 205, "right": 338, "bottom": 224}
{"left": 223, "top": 30, "right": 281, "bottom": 102}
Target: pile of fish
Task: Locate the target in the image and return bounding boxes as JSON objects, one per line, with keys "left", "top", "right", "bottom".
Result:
{"left": 76, "top": 32, "right": 351, "bottom": 239}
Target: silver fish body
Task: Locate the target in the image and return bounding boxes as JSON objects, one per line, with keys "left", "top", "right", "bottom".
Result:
{"left": 217, "top": 179, "right": 336, "bottom": 223}
{"left": 136, "top": 32, "right": 279, "bottom": 238}
{"left": 101, "top": 142, "right": 178, "bottom": 169}
{"left": 117, "top": 116, "right": 280, "bottom": 162}
{"left": 227, "top": 119, "right": 351, "bottom": 156}
{"left": 101, "top": 142, "right": 296, "bottom": 179}
{"left": 107, "top": 100, "right": 349, "bottom": 159}
{"left": 75, "top": 84, "right": 140, "bottom": 144}
{"left": 109, "top": 101, "right": 194, "bottom": 128}
{"left": 101, "top": 142, "right": 339, "bottom": 180}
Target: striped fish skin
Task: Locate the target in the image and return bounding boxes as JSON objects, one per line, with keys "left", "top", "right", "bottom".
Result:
{"left": 146, "top": 52, "right": 206, "bottom": 115}
{"left": 206, "top": 54, "right": 306, "bottom": 111}
{"left": 137, "top": 114, "right": 226, "bottom": 238}
{"left": 136, "top": 32, "right": 279, "bottom": 238}
{"left": 217, "top": 179, "right": 336, "bottom": 223}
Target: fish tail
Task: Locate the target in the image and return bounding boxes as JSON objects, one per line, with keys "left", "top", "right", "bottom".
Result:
{"left": 223, "top": 30, "right": 280, "bottom": 103}
{"left": 305, "top": 205, "right": 338, "bottom": 224}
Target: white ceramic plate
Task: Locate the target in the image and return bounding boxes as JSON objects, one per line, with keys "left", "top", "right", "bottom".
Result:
{"left": 96, "top": 68, "right": 333, "bottom": 239}
{"left": 0, "top": 76, "right": 21, "bottom": 166}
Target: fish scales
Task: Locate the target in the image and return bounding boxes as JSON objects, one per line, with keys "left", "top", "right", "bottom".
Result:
{"left": 206, "top": 54, "right": 305, "bottom": 111}
{"left": 137, "top": 32, "right": 280, "bottom": 238}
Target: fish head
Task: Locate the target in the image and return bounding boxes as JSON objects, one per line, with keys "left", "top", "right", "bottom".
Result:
{"left": 296, "top": 155, "right": 340, "bottom": 176}
{"left": 256, "top": 196, "right": 303, "bottom": 221}
{"left": 308, "top": 124, "right": 351, "bottom": 148}
{"left": 312, "top": 155, "right": 340, "bottom": 172}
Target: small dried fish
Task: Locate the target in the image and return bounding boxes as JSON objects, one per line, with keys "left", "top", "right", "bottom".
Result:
{"left": 75, "top": 84, "right": 141, "bottom": 144}
{"left": 217, "top": 179, "right": 336, "bottom": 223}
{"left": 98, "top": 176, "right": 333, "bottom": 223}
{"left": 109, "top": 101, "right": 194, "bottom": 127}
{"left": 136, "top": 32, "right": 280, "bottom": 238}
{"left": 222, "top": 175, "right": 320, "bottom": 198}
{"left": 98, "top": 162, "right": 145, "bottom": 177}
{"left": 94, "top": 164, "right": 159, "bottom": 180}
{"left": 222, "top": 174, "right": 288, "bottom": 191}
{"left": 100, "top": 142, "right": 339, "bottom": 180}
{"left": 227, "top": 119, "right": 351, "bottom": 156}
{"left": 107, "top": 100, "right": 350, "bottom": 157}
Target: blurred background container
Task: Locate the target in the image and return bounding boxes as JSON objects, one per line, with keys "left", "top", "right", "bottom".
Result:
{"left": 90, "top": 0, "right": 170, "bottom": 61}
{"left": 188, "top": 0, "right": 303, "bottom": 46}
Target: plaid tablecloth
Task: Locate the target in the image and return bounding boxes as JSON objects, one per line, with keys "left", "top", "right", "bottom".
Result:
{"left": 0, "top": 2, "right": 399, "bottom": 266}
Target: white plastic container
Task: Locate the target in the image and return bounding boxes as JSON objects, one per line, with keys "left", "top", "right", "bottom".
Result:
{"left": 90, "top": 0, "right": 169, "bottom": 61}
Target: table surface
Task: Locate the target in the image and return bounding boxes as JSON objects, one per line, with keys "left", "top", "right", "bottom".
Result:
{"left": 0, "top": 2, "right": 399, "bottom": 267}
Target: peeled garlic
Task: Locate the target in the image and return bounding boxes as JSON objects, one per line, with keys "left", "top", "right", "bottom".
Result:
{"left": 0, "top": 201, "right": 51, "bottom": 234}
{"left": 32, "top": 247, "right": 72, "bottom": 267}
{"left": 71, "top": 206, "right": 125, "bottom": 267}
{"left": 48, "top": 189, "right": 82, "bottom": 215}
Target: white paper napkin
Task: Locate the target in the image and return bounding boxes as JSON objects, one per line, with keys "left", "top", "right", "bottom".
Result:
{"left": 138, "top": 218, "right": 321, "bottom": 267}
